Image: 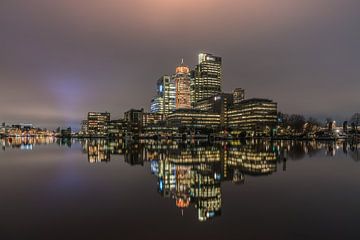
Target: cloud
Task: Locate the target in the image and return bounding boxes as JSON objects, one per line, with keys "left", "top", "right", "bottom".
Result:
{"left": 0, "top": 0, "right": 359, "bottom": 128}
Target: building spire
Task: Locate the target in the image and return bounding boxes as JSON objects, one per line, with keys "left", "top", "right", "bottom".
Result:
{"left": 181, "top": 58, "right": 184, "bottom": 65}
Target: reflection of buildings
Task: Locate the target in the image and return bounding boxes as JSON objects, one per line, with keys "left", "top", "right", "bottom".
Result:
{"left": 150, "top": 143, "right": 279, "bottom": 221}
{"left": 226, "top": 143, "right": 278, "bottom": 175}
{"left": 154, "top": 149, "right": 222, "bottom": 222}
{"left": 86, "top": 139, "right": 111, "bottom": 163}
{"left": 76, "top": 139, "right": 359, "bottom": 221}
{"left": 1, "top": 137, "right": 57, "bottom": 150}
{"left": 81, "top": 139, "right": 148, "bottom": 165}
{"left": 124, "top": 143, "right": 145, "bottom": 166}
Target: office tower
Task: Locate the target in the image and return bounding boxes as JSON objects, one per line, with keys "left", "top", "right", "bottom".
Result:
{"left": 191, "top": 53, "right": 222, "bottom": 105}
{"left": 150, "top": 75, "right": 176, "bottom": 115}
{"left": 87, "top": 112, "right": 110, "bottom": 136}
{"left": 233, "top": 88, "right": 245, "bottom": 105}
{"left": 150, "top": 97, "right": 162, "bottom": 114}
{"left": 174, "top": 60, "right": 191, "bottom": 109}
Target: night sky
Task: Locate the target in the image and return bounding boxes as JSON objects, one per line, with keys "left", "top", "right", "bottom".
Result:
{"left": 1, "top": 0, "right": 359, "bottom": 129}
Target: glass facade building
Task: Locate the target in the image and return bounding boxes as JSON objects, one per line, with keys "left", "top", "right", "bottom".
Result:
{"left": 191, "top": 53, "right": 222, "bottom": 105}
{"left": 150, "top": 75, "right": 176, "bottom": 115}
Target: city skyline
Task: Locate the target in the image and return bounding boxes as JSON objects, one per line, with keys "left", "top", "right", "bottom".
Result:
{"left": 1, "top": 0, "right": 360, "bottom": 129}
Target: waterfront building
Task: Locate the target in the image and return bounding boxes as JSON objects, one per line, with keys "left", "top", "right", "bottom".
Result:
{"left": 150, "top": 75, "right": 176, "bottom": 115}
{"left": 108, "top": 119, "right": 128, "bottom": 138}
{"left": 168, "top": 146, "right": 221, "bottom": 164}
{"left": 173, "top": 60, "right": 191, "bottom": 109}
{"left": 80, "top": 120, "right": 88, "bottom": 135}
{"left": 194, "top": 93, "right": 234, "bottom": 127}
{"left": 87, "top": 112, "right": 110, "bottom": 136}
{"left": 167, "top": 109, "right": 220, "bottom": 130}
{"left": 154, "top": 146, "right": 223, "bottom": 221}
{"left": 227, "top": 98, "right": 278, "bottom": 136}
{"left": 124, "top": 108, "right": 144, "bottom": 135}
{"left": 191, "top": 53, "right": 222, "bottom": 105}
{"left": 60, "top": 127, "right": 72, "bottom": 138}
{"left": 233, "top": 88, "right": 245, "bottom": 105}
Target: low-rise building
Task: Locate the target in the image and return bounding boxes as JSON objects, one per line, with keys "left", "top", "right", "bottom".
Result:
{"left": 143, "top": 112, "right": 165, "bottom": 127}
{"left": 124, "top": 109, "right": 144, "bottom": 136}
{"left": 87, "top": 112, "right": 110, "bottom": 136}
{"left": 167, "top": 109, "right": 220, "bottom": 131}
{"left": 194, "top": 93, "right": 234, "bottom": 127}
{"left": 227, "top": 98, "right": 277, "bottom": 136}
{"left": 108, "top": 119, "right": 128, "bottom": 138}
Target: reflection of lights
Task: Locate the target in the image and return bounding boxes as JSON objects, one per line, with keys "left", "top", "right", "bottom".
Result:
{"left": 176, "top": 198, "right": 190, "bottom": 208}
{"left": 159, "top": 179, "right": 164, "bottom": 192}
{"left": 214, "top": 173, "right": 221, "bottom": 180}
{"left": 151, "top": 160, "right": 159, "bottom": 175}
{"left": 20, "top": 144, "right": 33, "bottom": 150}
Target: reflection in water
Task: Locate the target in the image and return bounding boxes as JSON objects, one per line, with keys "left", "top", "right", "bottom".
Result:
{"left": 1, "top": 137, "right": 57, "bottom": 151}
{"left": 78, "top": 139, "right": 360, "bottom": 221}
{"left": 1, "top": 137, "right": 360, "bottom": 221}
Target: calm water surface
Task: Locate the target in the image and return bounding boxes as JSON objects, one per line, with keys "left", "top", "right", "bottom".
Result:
{"left": 0, "top": 138, "right": 359, "bottom": 240}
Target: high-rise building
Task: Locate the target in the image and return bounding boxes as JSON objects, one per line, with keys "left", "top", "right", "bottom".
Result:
{"left": 150, "top": 75, "right": 176, "bottom": 115}
{"left": 87, "top": 112, "right": 110, "bottom": 136}
{"left": 174, "top": 60, "right": 191, "bottom": 109}
{"left": 191, "top": 53, "right": 222, "bottom": 105}
{"left": 233, "top": 88, "right": 245, "bottom": 105}
{"left": 150, "top": 96, "right": 163, "bottom": 114}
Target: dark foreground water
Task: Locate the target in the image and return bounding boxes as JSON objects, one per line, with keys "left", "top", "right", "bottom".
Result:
{"left": 0, "top": 138, "right": 359, "bottom": 240}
